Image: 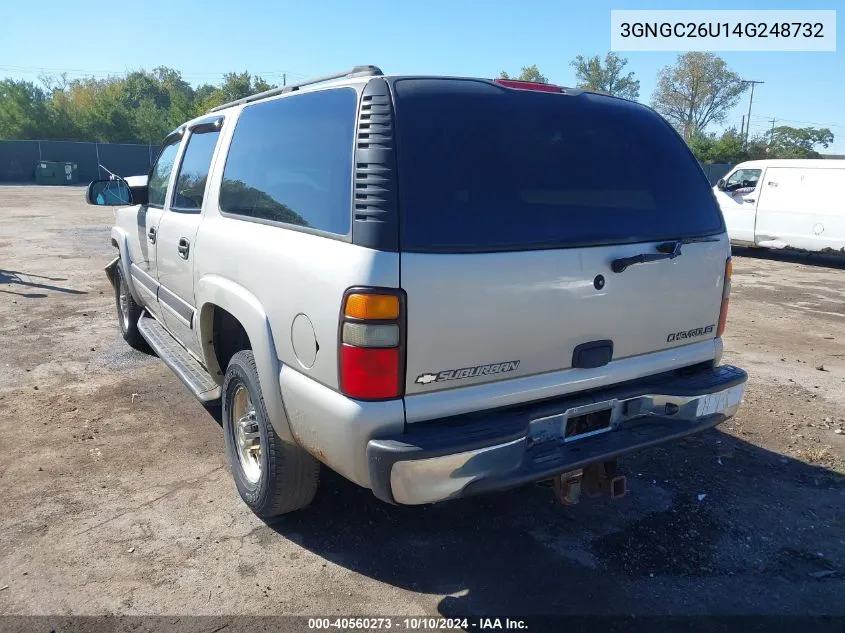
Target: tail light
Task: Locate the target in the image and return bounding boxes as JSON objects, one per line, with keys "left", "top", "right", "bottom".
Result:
{"left": 339, "top": 289, "right": 404, "bottom": 400}
{"left": 716, "top": 257, "right": 732, "bottom": 337}
{"left": 493, "top": 79, "right": 564, "bottom": 93}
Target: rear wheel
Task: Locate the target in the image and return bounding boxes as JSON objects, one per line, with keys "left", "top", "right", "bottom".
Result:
{"left": 114, "top": 262, "right": 145, "bottom": 350}
{"left": 222, "top": 350, "right": 320, "bottom": 517}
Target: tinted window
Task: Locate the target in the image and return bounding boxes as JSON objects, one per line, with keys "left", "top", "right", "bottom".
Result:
{"left": 148, "top": 139, "right": 181, "bottom": 208}
{"left": 393, "top": 79, "right": 723, "bottom": 252}
{"left": 220, "top": 88, "right": 356, "bottom": 235}
{"left": 172, "top": 129, "right": 221, "bottom": 211}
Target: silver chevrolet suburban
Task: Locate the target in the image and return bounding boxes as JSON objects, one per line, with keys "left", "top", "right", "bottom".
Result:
{"left": 87, "top": 66, "right": 747, "bottom": 517}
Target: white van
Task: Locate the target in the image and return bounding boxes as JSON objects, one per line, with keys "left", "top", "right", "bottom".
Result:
{"left": 714, "top": 159, "right": 845, "bottom": 253}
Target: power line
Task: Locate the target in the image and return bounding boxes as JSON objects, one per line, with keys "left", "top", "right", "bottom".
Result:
{"left": 751, "top": 114, "right": 845, "bottom": 130}
{"left": 0, "top": 64, "right": 310, "bottom": 82}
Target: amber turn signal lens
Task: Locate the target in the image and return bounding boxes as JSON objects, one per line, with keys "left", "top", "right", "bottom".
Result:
{"left": 344, "top": 293, "right": 400, "bottom": 320}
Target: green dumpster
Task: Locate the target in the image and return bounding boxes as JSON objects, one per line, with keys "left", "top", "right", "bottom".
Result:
{"left": 35, "top": 161, "right": 79, "bottom": 185}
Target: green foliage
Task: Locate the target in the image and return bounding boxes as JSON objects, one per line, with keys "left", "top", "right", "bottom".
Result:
{"left": 689, "top": 125, "right": 835, "bottom": 164}
{"left": 0, "top": 68, "right": 276, "bottom": 143}
{"left": 570, "top": 53, "right": 639, "bottom": 100}
{"left": 498, "top": 65, "right": 548, "bottom": 84}
{"left": 0, "top": 79, "right": 49, "bottom": 139}
{"left": 2, "top": 60, "right": 838, "bottom": 164}
{"left": 651, "top": 52, "right": 747, "bottom": 139}
{"left": 688, "top": 128, "right": 746, "bottom": 164}
{"left": 193, "top": 72, "right": 276, "bottom": 114}
{"left": 769, "top": 126, "right": 834, "bottom": 158}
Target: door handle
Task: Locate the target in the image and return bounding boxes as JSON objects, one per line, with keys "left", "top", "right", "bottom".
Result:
{"left": 147, "top": 227, "right": 157, "bottom": 243}
{"left": 177, "top": 237, "right": 190, "bottom": 259}
{"left": 744, "top": 198, "right": 756, "bottom": 203}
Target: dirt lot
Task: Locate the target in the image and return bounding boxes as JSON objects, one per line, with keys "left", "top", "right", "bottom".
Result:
{"left": 1, "top": 186, "right": 844, "bottom": 620}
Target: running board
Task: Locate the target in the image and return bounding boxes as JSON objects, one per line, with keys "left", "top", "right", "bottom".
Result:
{"left": 137, "top": 313, "right": 221, "bottom": 404}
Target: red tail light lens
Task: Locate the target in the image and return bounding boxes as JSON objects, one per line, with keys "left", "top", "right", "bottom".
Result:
{"left": 339, "top": 289, "right": 404, "bottom": 400}
{"left": 340, "top": 345, "right": 400, "bottom": 399}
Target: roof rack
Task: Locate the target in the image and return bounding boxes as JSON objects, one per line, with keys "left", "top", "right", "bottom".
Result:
{"left": 207, "top": 65, "right": 384, "bottom": 113}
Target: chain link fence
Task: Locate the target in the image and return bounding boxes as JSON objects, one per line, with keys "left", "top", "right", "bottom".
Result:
{"left": 0, "top": 140, "right": 160, "bottom": 184}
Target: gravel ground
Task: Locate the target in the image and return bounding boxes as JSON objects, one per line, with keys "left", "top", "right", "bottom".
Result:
{"left": 0, "top": 186, "right": 843, "bottom": 622}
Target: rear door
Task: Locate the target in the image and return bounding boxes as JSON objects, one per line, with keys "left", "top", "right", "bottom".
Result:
{"left": 126, "top": 136, "right": 182, "bottom": 321}
{"left": 392, "top": 79, "right": 728, "bottom": 396}
{"left": 715, "top": 167, "right": 762, "bottom": 243}
{"left": 155, "top": 120, "right": 222, "bottom": 358}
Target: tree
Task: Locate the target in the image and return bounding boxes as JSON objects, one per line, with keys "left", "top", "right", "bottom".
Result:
{"left": 64, "top": 77, "right": 135, "bottom": 142}
{"left": 0, "top": 79, "right": 48, "bottom": 139}
{"left": 744, "top": 137, "right": 771, "bottom": 161}
{"left": 133, "top": 97, "right": 170, "bottom": 143}
{"left": 151, "top": 66, "right": 194, "bottom": 127}
{"left": 687, "top": 124, "right": 836, "bottom": 164}
{"left": 0, "top": 67, "right": 286, "bottom": 143}
{"left": 194, "top": 72, "right": 277, "bottom": 113}
{"left": 710, "top": 129, "right": 747, "bottom": 163}
{"left": 651, "top": 52, "right": 747, "bottom": 140}
{"left": 192, "top": 84, "right": 219, "bottom": 117}
{"left": 570, "top": 52, "right": 639, "bottom": 100}
{"left": 769, "top": 126, "right": 834, "bottom": 158}
{"left": 498, "top": 65, "right": 548, "bottom": 84}
{"left": 688, "top": 128, "right": 746, "bottom": 164}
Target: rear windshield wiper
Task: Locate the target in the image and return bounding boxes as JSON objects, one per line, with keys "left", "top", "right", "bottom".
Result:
{"left": 611, "top": 240, "right": 683, "bottom": 273}
{"left": 611, "top": 236, "right": 720, "bottom": 273}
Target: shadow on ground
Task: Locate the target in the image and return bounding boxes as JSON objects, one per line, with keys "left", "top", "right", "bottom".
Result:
{"left": 264, "top": 428, "right": 844, "bottom": 616}
{"left": 732, "top": 246, "right": 845, "bottom": 270}
{"left": 0, "top": 268, "right": 87, "bottom": 297}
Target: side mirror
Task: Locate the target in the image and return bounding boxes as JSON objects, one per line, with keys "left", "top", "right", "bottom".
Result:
{"left": 716, "top": 178, "right": 726, "bottom": 191}
{"left": 86, "top": 179, "right": 133, "bottom": 206}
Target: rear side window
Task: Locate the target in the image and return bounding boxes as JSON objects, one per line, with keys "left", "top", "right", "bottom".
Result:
{"left": 393, "top": 79, "right": 723, "bottom": 252}
{"left": 220, "top": 88, "right": 357, "bottom": 235}
{"left": 172, "top": 129, "right": 221, "bottom": 211}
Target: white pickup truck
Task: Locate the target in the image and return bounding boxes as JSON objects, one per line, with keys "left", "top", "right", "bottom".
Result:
{"left": 88, "top": 66, "right": 747, "bottom": 517}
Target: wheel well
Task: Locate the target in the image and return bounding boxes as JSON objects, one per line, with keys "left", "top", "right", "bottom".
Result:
{"left": 211, "top": 307, "right": 252, "bottom": 374}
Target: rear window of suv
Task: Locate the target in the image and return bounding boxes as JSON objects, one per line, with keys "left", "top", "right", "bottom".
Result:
{"left": 392, "top": 79, "right": 723, "bottom": 252}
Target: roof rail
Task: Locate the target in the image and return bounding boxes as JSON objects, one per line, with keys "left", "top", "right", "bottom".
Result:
{"left": 207, "top": 65, "right": 384, "bottom": 113}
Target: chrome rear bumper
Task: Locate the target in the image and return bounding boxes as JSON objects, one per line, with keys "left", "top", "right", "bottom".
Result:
{"left": 368, "top": 365, "right": 747, "bottom": 505}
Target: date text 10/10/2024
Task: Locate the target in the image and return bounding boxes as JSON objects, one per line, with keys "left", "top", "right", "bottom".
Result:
{"left": 307, "top": 617, "right": 528, "bottom": 630}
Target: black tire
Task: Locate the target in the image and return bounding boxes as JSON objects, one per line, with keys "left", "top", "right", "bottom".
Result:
{"left": 114, "top": 262, "right": 146, "bottom": 350}
{"left": 222, "top": 350, "right": 320, "bottom": 517}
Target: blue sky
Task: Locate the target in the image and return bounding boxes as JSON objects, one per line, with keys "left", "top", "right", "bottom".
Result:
{"left": 1, "top": 0, "right": 842, "bottom": 151}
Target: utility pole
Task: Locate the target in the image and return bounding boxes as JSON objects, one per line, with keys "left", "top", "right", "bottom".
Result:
{"left": 282, "top": 73, "right": 286, "bottom": 87}
{"left": 769, "top": 117, "right": 777, "bottom": 149}
{"left": 740, "top": 115, "right": 745, "bottom": 139}
{"left": 743, "top": 80, "right": 764, "bottom": 149}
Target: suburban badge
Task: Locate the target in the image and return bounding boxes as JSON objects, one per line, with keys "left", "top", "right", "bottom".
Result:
{"left": 415, "top": 360, "right": 521, "bottom": 385}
